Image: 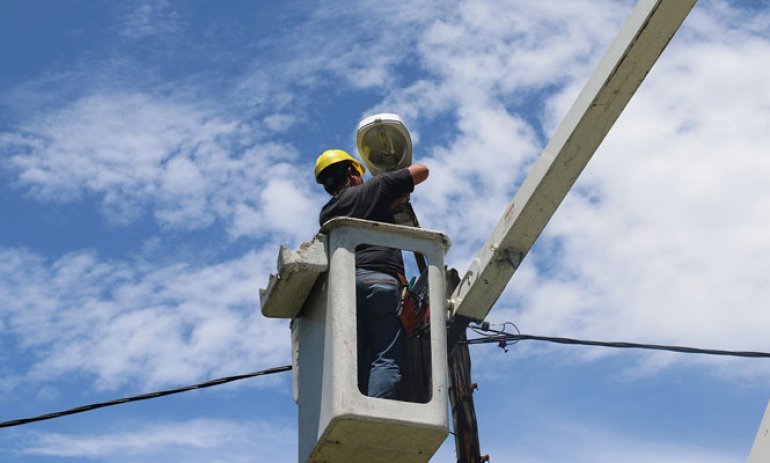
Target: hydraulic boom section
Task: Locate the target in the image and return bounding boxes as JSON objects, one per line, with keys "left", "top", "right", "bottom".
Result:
{"left": 449, "top": 0, "right": 698, "bottom": 322}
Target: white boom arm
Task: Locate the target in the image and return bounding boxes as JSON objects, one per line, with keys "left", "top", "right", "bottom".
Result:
{"left": 450, "top": 0, "right": 698, "bottom": 321}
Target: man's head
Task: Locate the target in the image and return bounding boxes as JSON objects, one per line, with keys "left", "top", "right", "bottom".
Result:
{"left": 315, "top": 149, "right": 365, "bottom": 195}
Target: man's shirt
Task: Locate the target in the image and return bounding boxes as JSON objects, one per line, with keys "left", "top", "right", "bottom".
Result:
{"left": 319, "top": 168, "right": 415, "bottom": 278}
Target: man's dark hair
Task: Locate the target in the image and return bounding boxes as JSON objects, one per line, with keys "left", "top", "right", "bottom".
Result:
{"left": 318, "top": 161, "right": 354, "bottom": 195}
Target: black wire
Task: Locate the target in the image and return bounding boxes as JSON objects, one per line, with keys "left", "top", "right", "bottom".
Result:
{"left": 6, "top": 330, "right": 768, "bottom": 429}
{"left": 0, "top": 365, "right": 292, "bottom": 429}
{"left": 464, "top": 333, "right": 770, "bottom": 358}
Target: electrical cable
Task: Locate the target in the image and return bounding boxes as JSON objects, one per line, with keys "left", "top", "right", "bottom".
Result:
{"left": 5, "top": 326, "right": 768, "bottom": 429}
{"left": 0, "top": 364, "right": 292, "bottom": 429}
{"left": 468, "top": 321, "right": 521, "bottom": 352}
{"left": 464, "top": 332, "right": 770, "bottom": 358}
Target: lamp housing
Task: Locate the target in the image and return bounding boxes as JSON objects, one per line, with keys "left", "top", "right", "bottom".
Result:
{"left": 356, "top": 113, "right": 412, "bottom": 176}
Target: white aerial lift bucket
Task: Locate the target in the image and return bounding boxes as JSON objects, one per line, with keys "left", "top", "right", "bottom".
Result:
{"left": 261, "top": 217, "right": 451, "bottom": 462}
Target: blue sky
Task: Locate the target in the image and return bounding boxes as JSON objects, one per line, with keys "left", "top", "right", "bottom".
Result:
{"left": 1, "top": 0, "right": 770, "bottom": 461}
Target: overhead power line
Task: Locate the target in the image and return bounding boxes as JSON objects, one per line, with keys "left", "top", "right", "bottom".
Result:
{"left": 0, "top": 365, "right": 291, "bottom": 429}
{"left": 464, "top": 330, "right": 770, "bottom": 359}
{"left": 4, "top": 326, "right": 769, "bottom": 430}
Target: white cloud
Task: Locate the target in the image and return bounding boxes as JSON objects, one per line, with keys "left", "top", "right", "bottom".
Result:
{"left": 480, "top": 416, "right": 743, "bottom": 463}
{"left": 375, "top": 0, "right": 630, "bottom": 120}
{"left": 119, "top": 0, "right": 183, "bottom": 40}
{"left": 0, "top": 93, "right": 319, "bottom": 242}
{"left": 0, "top": 0, "right": 455, "bottom": 245}
{"left": 477, "top": 1, "right": 770, "bottom": 379}
{"left": 24, "top": 418, "right": 295, "bottom": 462}
{"left": 340, "top": 1, "right": 637, "bottom": 274}
{"left": 2, "top": 0, "right": 769, "bottom": 394}
{"left": 352, "top": 0, "right": 770, "bottom": 382}
{"left": 0, "top": 4, "right": 768, "bottom": 463}
{"left": 298, "top": 0, "right": 446, "bottom": 90}
{"left": 0, "top": 247, "right": 291, "bottom": 392}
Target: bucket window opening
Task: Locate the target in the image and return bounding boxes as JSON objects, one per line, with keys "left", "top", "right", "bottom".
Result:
{"left": 354, "top": 244, "right": 433, "bottom": 404}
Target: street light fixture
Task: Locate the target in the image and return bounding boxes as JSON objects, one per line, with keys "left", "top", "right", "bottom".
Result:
{"left": 356, "top": 113, "right": 412, "bottom": 176}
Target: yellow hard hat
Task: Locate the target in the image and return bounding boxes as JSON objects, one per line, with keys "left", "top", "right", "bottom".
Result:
{"left": 314, "top": 149, "right": 365, "bottom": 183}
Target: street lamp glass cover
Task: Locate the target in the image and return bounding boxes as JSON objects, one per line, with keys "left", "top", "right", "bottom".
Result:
{"left": 356, "top": 113, "right": 412, "bottom": 176}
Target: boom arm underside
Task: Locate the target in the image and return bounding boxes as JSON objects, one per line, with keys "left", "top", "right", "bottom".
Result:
{"left": 450, "top": 0, "right": 698, "bottom": 321}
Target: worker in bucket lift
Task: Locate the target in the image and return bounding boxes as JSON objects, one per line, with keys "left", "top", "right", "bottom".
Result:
{"left": 315, "top": 149, "right": 429, "bottom": 400}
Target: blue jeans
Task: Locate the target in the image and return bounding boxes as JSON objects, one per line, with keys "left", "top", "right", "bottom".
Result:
{"left": 355, "top": 268, "right": 404, "bottom": 399}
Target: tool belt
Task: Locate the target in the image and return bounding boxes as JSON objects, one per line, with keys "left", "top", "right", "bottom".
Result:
{"left": 397, "top": 272, "right": 430, "bottom": 334}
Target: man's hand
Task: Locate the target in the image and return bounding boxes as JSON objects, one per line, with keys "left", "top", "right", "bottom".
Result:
{"left": 408, "top": 163, "right": 429, "bottom": 185}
